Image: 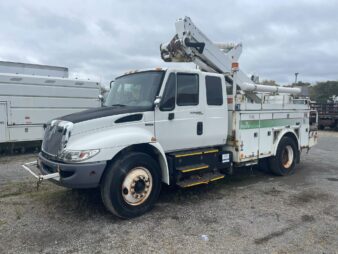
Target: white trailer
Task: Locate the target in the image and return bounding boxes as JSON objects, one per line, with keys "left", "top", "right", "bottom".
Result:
{"left": 0, "top": 65, "right": 100, "bottom": 148}
{"left": 0, "top": 61, "right": 69, "bottom": 78}
{"left": 23, "top": 17, "right": 318, "bottom": 218}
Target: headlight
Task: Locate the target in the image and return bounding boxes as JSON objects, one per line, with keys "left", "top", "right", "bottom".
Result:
{"left": 59, "top": 149, "right": 100, "bottom": 162}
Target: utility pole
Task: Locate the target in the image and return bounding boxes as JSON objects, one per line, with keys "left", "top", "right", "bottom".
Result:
{"left": 294, "top": 72, "right": 299, "bottom": 84}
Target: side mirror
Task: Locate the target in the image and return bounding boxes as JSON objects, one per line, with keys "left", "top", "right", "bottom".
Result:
{"left": 154, "top": 96, "right": 162, "bottom": 107}
{"left": 109, "top": 80, "right": 114, "bottom": 89}
{"left": 98, "top": 94, "right": 104, "bottom": 102}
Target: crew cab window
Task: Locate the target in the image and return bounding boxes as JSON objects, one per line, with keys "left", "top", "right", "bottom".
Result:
{"left": 206, "top": 76, "right": 223, "bottom": 105}
{"left": 160, "top": 73, "right": 176, "bottom": 111}
{"left": 177, "top": 73, "right": 199, "bottom": 106}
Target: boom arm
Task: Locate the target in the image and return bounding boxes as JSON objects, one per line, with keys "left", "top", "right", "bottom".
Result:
{"left": 160, "top": 17, "right": 300, "bottom": 95}
{"left": 161, "top": 17, "right": 242, "bottom": 74}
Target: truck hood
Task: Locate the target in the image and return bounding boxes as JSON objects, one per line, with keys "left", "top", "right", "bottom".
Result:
{"left": 42, "top": 106, "right": 154, "bottom": 156}
{"left": 59, "top": 105, "right": 152, "bottom": 123}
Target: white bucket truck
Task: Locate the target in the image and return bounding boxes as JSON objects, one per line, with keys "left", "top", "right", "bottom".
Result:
{"left": 23, "top": 17, "right": 318, "bottom": 218}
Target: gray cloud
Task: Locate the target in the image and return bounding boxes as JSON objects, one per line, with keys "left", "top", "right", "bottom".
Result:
{"left": 0, "top": 0, "right": 337, "bottom": 85}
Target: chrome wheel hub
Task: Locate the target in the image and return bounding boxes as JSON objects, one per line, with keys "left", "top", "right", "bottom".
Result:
{"left": 282, "top": 145, "right": 294, "bottom": 168}
{"left": 121, "top": 167, "right": 153, "bottom": 206}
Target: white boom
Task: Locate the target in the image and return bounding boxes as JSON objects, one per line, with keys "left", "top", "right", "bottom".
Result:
{"left": 160, "top": 17, "right": 300, "bottom": 95}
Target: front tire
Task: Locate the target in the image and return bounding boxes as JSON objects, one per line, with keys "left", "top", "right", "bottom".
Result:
{"left": 268, "top": 136, "right": 298, "bottom": 176}
{"left": 100, "top": 152, "right": 161, "bottom": 219}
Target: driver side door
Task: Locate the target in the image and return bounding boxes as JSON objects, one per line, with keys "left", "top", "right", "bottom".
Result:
{"left": 155, "top": 72, "right": 204, "bottom": 152}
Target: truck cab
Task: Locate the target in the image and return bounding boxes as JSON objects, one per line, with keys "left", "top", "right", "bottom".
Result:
{"left": 30, "top": 68, "right": 233, "bottom": 218}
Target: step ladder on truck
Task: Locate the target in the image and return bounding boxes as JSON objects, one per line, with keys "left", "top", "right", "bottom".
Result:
{"left": 22, "top": 17, "right": 318, "bottom": 218}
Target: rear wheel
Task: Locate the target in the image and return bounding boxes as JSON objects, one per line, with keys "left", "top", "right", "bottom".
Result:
{"left": 268, "top": 136, "right": 298, "bottom": 176}
{"left": 100, "top": 152, "right": 161, "bottom": 219}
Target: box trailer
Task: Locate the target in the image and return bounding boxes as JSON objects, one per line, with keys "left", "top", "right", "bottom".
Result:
{"left": 0, "top": 64, "right": 100, "bottom": 149}
{"left": 0, "top": 61, "right": 69, "bottom": 78}
{"left": 311, "top": 103, "right": 338, "bottom": 131}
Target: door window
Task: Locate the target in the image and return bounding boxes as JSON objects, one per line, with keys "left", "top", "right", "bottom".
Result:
{"left": 177, "top": 73, "right": 199, "bottom": 106}
{"left": 205, "top": 76, "right": 223, "bottom": 105}
{"left": 160, "top": 73, "right": 176, "bottom": 111}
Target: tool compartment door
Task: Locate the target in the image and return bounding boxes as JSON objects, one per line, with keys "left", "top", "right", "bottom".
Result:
{"left": 0, "top": 102, "right": 7, "bottom": 142}
{"left": 239, "top": 113, "right": 259, "bottom": 161}
{"left": 258, "top": 113, "right": 273, "bottom": 157}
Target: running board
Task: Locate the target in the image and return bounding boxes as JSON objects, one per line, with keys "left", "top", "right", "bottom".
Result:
{"left": 176, "top": 172, "right": 225, "bottom": 188}
{"left": 177, "top": 163, "right": 209, "bottom": 173}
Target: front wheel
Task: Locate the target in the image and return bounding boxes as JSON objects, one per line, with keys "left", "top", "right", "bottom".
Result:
{"left": 268, "top": 136, "right": 298, "bottom": 176}
{"left": 100, "top": 152, "right": 161, "bottom": 219}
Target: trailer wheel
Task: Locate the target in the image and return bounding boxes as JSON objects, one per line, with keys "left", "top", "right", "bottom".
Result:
{"left": 100, "top": 152, "right": 161, "bottom": 219}
{"left": 268, "top": 136, "right": 298, "bottom": 176}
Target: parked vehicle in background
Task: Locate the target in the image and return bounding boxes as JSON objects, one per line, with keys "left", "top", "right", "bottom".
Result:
{"left": 311, "top": 102, "right": 338, "bottom": 131}
{"left": 0, "top": 61, "right": 100, "bottom": 153}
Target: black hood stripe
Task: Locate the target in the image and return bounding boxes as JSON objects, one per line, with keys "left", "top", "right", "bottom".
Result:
{"left": 58, "top": 106, "right": 151, "bottom": 123}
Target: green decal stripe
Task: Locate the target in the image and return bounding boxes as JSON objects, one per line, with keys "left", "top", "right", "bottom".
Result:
{"left": 240, "top": 120, "right": 259, "bottom": 129}
{"left": 240, "top": 118, "right": 303, "bottom": 129}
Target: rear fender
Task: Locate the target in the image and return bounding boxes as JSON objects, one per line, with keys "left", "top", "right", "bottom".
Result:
{"left": 272, "top": 129, "right": 300, "bottom": 156}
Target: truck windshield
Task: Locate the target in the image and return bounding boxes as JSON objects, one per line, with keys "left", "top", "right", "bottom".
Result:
{"left": 104, "top": 71, "right": 164, "bottom": 108}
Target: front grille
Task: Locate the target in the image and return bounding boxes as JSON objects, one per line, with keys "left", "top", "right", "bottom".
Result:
{"left": 42, "top": 124, "right": 64, "bottom": 156}
{"left": 41, "top": 151, "right": 59, "bottom": 162}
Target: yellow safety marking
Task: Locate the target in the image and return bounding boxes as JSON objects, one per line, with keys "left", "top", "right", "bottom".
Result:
{"left": 203, "top": 149, "right": 219, "bottom": 154}
{"left": 181, "top": 165, "right": 209, "bottom": 173}
{"left": 210, "top": 175, "right": 225, "bottom": 182}
{"left": 175, "top": 152, "right": 203, "bottom": 158}
{"left": 184, "top": 180, "right": 209, "bottom": 188}
{"left": 183, "top": 175, "right": 225, "bottom": 188}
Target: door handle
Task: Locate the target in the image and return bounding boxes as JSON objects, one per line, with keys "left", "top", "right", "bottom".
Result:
{"left": 168, "top": 113, "right": 175, "bottom": 120}
{"left": 197, "top": 122, "right": 203, "bottom": 135}
{"left": 190, "top": 111, "right": 203, "bottom": 115}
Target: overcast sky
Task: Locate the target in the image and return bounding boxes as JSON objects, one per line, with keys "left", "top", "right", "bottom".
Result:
{"left": 0, "top": 0, "right": 337, "bottom": 86}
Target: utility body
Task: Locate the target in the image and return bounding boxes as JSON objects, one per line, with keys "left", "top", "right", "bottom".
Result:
{"left": 0, "top": 61, "right": 100, "bottom": 152}
{"left": 23, "top": 17, "right": 318, "bottom": 218}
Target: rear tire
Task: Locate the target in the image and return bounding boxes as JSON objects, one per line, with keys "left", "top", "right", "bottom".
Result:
{"left": 100, "top": 152, "right": 161, "bottom": 219}
{"left": 268, "top": 136, "right": 298, "bottom": 176}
